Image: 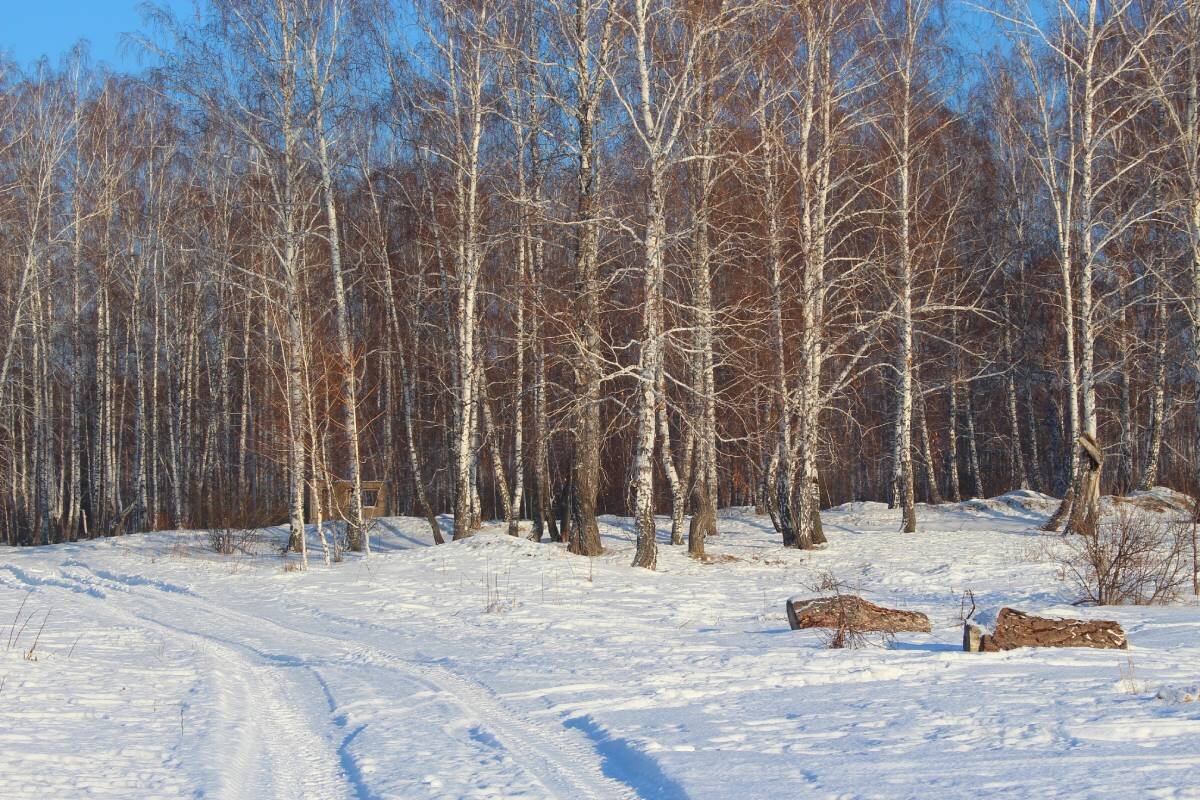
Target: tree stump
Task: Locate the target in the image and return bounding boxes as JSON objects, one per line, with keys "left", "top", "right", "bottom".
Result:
{"left": 786, "top": 595, "right": 931, "bottom": 633}
{"left": 963, "top": 621, "right": 984, "bottom": 652}
{"left": 973, "top": 607, "right": 1127, "bottom": 652}
{"left": 1067, "top": 433, "right": 1103, "bottom": 536}
{"left": 1045, "top": 433, "right": 1104, "bottom": 534}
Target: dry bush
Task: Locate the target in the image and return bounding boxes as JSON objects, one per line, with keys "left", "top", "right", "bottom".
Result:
{"left": 204, "top": 502, "right": 271, "bottom": 556}
{"left": 804, "top": 570, "right": 890, "bottom": 649}
{"left": 207, "top": 526, "right": 263, "bottom": 556}
{"left": 1011, "top": 536, "right": 1063, "bottom": 565}
{"left": 1062, "top": 506, "right": 1191, "bottom": 605}
{"left": 958, "top": 589, "right": 977, "bottom": 624}
{"left": 192, "top": 491, "right": 286, "bottom": 532}
{"left": 810, "top": 570, "right": 843, "bottom": 594}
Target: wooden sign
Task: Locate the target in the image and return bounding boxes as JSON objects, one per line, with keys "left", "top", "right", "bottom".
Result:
{"left": 333, "top": 480, "right": 391, "bottom": 519}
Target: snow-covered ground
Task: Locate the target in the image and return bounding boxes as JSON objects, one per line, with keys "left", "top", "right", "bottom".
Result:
{"left": 2, "top": 492, "right": 1198, "bottom": 799}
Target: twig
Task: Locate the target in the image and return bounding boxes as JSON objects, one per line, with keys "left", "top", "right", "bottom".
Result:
{"left": 6, "top": 591, "right": 31, "bottom": 651}
{"left": 10, "top": 607, "right": 37, "bottom": 654}
{"left": 24, "top": 609, "right": 50, "bottom": 661}
{"left": 959, "top": 589, "right": 977, "bottom": 623}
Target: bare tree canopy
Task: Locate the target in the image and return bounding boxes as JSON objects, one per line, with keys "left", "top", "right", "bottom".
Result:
{"left": 2, "top": 0, "right": 1198, "bottom": 562}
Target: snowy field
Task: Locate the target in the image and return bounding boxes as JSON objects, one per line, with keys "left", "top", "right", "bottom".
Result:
{"left": 1, "top": 493, "right": 1199, "bottom": 799}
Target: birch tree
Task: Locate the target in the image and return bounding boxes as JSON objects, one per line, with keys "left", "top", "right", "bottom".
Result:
{"left": 1004, "top": 0, "right": 1170, "bottom": 533}
{"left": 546, "top": 0, "right": 615, "bottom": 555}
{"left": 868, "top": 0, "right": 950, "bottom": 533}
{"left": 299, "top": 0, "right": 368, "bottom": 551}
{"left": 609, "top": 0, "right": 754, "bottom": 569}
{"left": 415, "top": 0, "right": 503, "bottom": 540}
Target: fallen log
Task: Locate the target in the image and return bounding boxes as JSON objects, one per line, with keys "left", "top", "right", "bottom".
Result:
{"left": 786, "top": 595, "right": 931, "bottom": 633}
{"left": 968, "top": 607, "right": 1127, "bottom": 652}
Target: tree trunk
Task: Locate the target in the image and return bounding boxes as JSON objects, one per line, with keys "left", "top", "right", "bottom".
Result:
{"left": 1004, "top": 305, "right": 1029, "bottom": 491}
{"left": 1140, "top": 295, "right": 1167, "bottom": 490}
{"left": 1025, "top": 380, "right": 1044, "bottom": 493}
{"left": 567, "top": 0, "right": 608, "bottom": 557}
{"left": 965, "top": 383, "right": 984, "bottom": 499}
{"left": 947, "top": 377, "right": 961, "bottom": 503}
{"left": 656, "top": 365, "right": 686, "bottom": 547}
{"left": 918, "top": 388, "right": 942, "bottom": 505}
{"left": 1115, "top": 300, "right": 1134, "bottom": 495}
{"left": 631, "top": 166, "right": 665, "bottom": 570}
{"left": 308, "top": 37, "right": 366, "bottom": 552}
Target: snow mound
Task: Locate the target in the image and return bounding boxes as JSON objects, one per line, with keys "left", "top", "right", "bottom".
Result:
{"left": 827, "top": 500, "right": 889, "bottom": 514}
{"left": 998, "top": 489, "right": 1060, "bottom": 510}
{"left": 957, "top": 491, "right": 1057, "bottom": 518}
{"left": 1156, "top": 685, "right": 1200, "bottom": 704}
{"left": 1120, "top": 487, "right": 1195, "bottom": 515}
{"left": 718, "top": 505, "right": 759, "bottom": 518}
{"left": 450, "top": 531, "right": 554, "bottom": 557}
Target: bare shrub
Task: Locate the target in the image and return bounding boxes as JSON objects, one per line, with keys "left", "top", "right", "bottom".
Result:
{"left": 810, "top": 569, "right": 842, "bottom": 594}
{"left": 1012, "top": 536, "right": 1062, "bottom": 565}
{"left": 204, "top": 504, "right": 272, "bottom": 557}
{"left": 208, "top": 527, "right": 236, "bottom": 555}
{"left": 1062, "top": 506, "right": 1190, "bottom": 605}
{"left": 207, "top": 526, "right": 262, "bottom": 556}
{"left": 958, "top": 589, "right": 977, "bottom": 624}
{"left": 803, "top": 570, "right": 890, "bottom": 649}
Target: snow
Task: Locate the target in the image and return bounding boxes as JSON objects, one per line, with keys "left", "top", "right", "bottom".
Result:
{"left": 1158, "top": 686, "right": 1200, "bottom": 705}
{"left": 2, "top": 494, "right": 1199, "bottom": 799}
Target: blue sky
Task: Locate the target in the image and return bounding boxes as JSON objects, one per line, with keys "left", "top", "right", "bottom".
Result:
{"left": 0, "top": 0, "right": 190, "bottom": 72}
{"left": 2, "top": 0, "right": 1002, "bottom": 75}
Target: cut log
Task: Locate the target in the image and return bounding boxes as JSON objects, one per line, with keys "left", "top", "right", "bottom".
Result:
{"left": 786, "top": 595, "right": 931, "bottom": 633}
{"left": 977, "top": 607, "right": 1127, "bottom": 652}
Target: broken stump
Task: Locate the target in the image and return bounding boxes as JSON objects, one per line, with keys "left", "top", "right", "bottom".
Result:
{"left": 968, "top": 607, "right": 1127, "bottom": 652}
{"left": 786, "top": 595, "right": 931, "bottom": 633}
{"left": 963, "top": 622, "right": 984, "bottom": 652}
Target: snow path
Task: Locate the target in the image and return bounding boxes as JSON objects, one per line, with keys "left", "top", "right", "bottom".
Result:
{"left": 5, "top": 554, "right": 638, "bottom": 799}
{"left": 2, "top": 492, "right": 1200, "bottom": 799}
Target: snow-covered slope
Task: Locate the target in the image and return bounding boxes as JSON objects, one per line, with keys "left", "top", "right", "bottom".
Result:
{"left": 1, "top": 496, "right": 1198, "bottom": 799}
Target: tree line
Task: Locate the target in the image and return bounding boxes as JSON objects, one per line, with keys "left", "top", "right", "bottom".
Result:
{"left": 1, "top": 0, "right": 1197, "bottom": 568}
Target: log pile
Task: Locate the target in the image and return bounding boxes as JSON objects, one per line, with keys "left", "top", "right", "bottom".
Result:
{"left": 786, "top": 595, "right": 931, "bottom": 633}
{"left": 964, "top": 607, "right": 1127, "bottom": 652}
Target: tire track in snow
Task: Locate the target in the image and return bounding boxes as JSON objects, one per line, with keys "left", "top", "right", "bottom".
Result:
{"left": 48, "top": 565, "right": 357, "bottom": 800}
{"left": 65, "top": 562, "right": 643, "bottom": 800}
{"left": 370, "top": 653, "right": 641, "bottom": 800}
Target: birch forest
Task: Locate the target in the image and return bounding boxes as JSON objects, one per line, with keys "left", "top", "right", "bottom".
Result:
{"left": 2, "top": 0, "right": 1198, "bottom": 568}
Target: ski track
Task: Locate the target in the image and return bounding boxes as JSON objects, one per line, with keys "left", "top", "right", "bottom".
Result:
{"left": 51, "top": 561, "right": 639, "bottom": 800}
